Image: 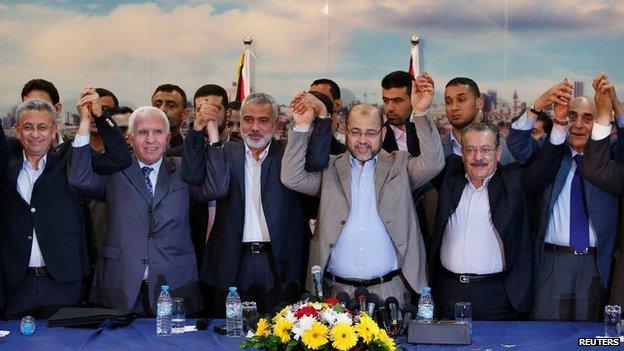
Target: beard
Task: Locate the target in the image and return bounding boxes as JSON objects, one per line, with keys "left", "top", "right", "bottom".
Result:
{"left": 242, "top": 130, "right": 272, "bottom": 149}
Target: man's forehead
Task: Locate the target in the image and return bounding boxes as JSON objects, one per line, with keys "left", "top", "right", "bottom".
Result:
{"left": 444, "top": 84, "right": 471, "bottom": 98}
{"left": 19, "top": 109, "right": 54, "bottom": 124}
{"left": 463, "top": 130, "right": 495, "bottom": 145}
{"left": 23, "top": 90, "right": 53, "bottom": 104}
{"left": 382, "top": 86, "right": 409, "bottom": 98}
{"left": 135, "top": 114, "right": 166, "bottom": 128}
{"left": 570, "top": 97, "right": 596, "bottom": 114}
{"left": 152, "top": 91, "right": 183, "bottom": 103}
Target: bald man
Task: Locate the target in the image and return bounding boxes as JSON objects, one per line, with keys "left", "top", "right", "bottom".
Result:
{"left": 507, "top": 79, "right": 621, "bottom": 321}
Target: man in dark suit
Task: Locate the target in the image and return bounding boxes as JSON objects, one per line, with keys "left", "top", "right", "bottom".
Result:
{"left": 183, "top": 92, "right": 306, "bottom": 316}
{"left": 507, "top": 78, "right": 622, "bottom": 321}
{"left": 583, "top": 74, "right": 624, "bottom": 308}
{"left": 430, "top": 123, "right": 565, "bottom": 320}
{"left": 69, "top": 94, "right": 219, "bottom": 315}
{"left": 0, "top": 92, "right": 130, "bottom": 319}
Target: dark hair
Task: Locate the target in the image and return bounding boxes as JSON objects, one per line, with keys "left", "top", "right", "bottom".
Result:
{"left": 228, "top": 100, "right": 242, "bottom": 110}
{"left": 95, "top": 87, "right": 119, "bottom": 108}
{"left": 445, "top": 77, "right": 481, "bottom": 98}
{"left": 152, "top": 84, "right": 187, "bottom": 107}
{"left": 381, "top": 71, "right": 414, "bottom": 95}
{"left": 110, "top": 106, "right": 133, "bottom": 115}
{"left": 21, "top": 79, "right": 60, "bottom": 105}
{"left": 311, "top": 78, "right": 341, "bottom": 100}
{"left": 536, "top": 114, "right": 553, "bottom": 134}
{"left": 309, "top": 91, "right": 334, "bottom": 116}
{"left": 461, "top": 122, "right": 500, "bottom": 147}
{"left": 193, "top": 84, "right": 229, "bottom": 110}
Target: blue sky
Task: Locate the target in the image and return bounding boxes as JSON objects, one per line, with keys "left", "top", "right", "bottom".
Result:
{"left": 0, "top": 0, "right": 622, "bottom": 113}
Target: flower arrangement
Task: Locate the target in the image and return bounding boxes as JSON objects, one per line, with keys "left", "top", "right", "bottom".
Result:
{"left": 240, "top": 298, "right": 396, "bottom": 351}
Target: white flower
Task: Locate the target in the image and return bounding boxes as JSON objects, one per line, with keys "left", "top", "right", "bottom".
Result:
{"left": 335, "top": 312, "right": 353, "bottom": 325}
{"left": 320, "top": 308, "right": 338, "bottom": 326}
{"left": 285, "top": 310, "right": 297, "bottom": 324}
{"left": 292, "top": 315, "right": 316, "bottom": 340}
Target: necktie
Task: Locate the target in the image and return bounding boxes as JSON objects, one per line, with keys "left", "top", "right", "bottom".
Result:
{"left": 569, "top": 155, "right": 589, "bottom": 252}
{"left": 141, "top": 166, "right": 153, "bottom": 197}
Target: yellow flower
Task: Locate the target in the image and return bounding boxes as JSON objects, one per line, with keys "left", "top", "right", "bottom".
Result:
{"left": 330, "top": 323, "right": 358, "bottom": 351}
{"left": 376, "top": 328, "right": 396, "bottom": 351}
{"left": 255, "top": 318, "right": 271, "bottom": 337}
{"left": 301, "top": 321, "right": 329, "bottom": 350}
{"left": 354, "top": 314, "right": 379, "bottom": 343}
{"left": 273, "top": 318, "right": 292, "bottom": 344}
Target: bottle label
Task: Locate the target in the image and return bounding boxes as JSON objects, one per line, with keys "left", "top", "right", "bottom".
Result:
{"left": 419, "top": 306, "right": 433, "bottom": 319}
{"left": 226, "top": 305, "right": 235, "bottom": 318}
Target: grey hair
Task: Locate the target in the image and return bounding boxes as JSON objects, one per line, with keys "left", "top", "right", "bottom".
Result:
{"left": 461, "top": 122, "right": 500, "bottom": 147}
{"left": 16, "top": 98, "right": 56, "bottom": 123}
{"left": 241, "top": 92, "right": 278, "bottom": 119}
{"left": 128, "top": 106, "right": 170, "bottom": 133}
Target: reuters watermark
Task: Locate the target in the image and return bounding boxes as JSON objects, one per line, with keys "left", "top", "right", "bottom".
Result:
{"left": 578, "top": 337, "right": 621, "bottom": 347}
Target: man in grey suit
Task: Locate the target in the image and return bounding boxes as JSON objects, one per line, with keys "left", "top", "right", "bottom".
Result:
{"left": 281, "top": 73, "right": 445, "bottom": 306}
{"left": 69, "top": 99, "right": 224, "bottom": 315}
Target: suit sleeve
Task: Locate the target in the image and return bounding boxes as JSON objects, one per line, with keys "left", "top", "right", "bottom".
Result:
{"left": 182, "top": 129, "right": 207, "bottom": 186}
{"left": 181, "top": 128, "right": 230, "bottom": 200}
{"left": 304, "top": 117, "right": 332, "bottom": 172}
{"left": 91, "top": 111, "right": 133, "bottom": 174}
{"left": 521, "top": 138, "right": 566, "bottom": 194}
{"left": 584, "top": 136, "right": 624, "bottom": 197}
{"left": 406, "top": 114, "right": 445, "bottom": 190}
{"left": 0, "top": 126, "right": 7, "bottom": 184}
{"left": 610, "top": 123, "right": 624, "bottom": 162}
{"left": 507, "top": 124, "right": 540, "bottom": 164}
{"left": 281, "top": 130, "right": 322, "bottom": 196}
{"left": 68, "top": 145, "right": 108, "bottom": 200}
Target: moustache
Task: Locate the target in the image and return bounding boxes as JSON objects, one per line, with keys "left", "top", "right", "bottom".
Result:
{"left": 470, "top": 160, "right": 488, "bottom": 167}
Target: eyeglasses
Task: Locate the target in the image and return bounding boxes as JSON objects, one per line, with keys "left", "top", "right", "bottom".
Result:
{"left": 463, "top": 146, "right": 496, "bottom": 156}
{"left": 19, "top": 123, "right": 52, "bottom": 133}
{"left": 567, "top": 112, "right": 595, "bottom": 124}
{"left": 347, "top": 128, "right": 382, "bottom": 139}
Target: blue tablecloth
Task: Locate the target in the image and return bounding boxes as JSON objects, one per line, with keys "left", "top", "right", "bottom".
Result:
{"left": 0, "top": 318, "right": 606, "bottom": 350}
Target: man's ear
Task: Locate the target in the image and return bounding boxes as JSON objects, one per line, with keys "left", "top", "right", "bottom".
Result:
{"left": 334, "top": 99, "right": 343, "bottom": 113}
{"left": 54, "top": 102, "right": 63, "bottom": 115}
{"left": 380, "top": 125, "right": 387, "bottom": 141}
{"left": 476, "top": 96, "right": 484, "bottom": 110}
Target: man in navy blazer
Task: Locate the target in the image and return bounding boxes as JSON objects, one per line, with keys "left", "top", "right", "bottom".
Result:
{"left": 507, "top": 78, "right": 622, "bottom": 321}
{"left": 0, "top": 93, "right": 130, "bottom": 319}
{"left": 69, "top": 96, "right": 221, "bottom": 315}
{"left": 183, "top": 92, "right": 306, "bottom": 316}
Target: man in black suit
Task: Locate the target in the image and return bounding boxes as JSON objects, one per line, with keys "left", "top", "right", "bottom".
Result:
{"left": 183, "top": 92, "right": 305, "bottom": 316}
{"left": 0, "top": 89, "right": 130, "bottom": 319}
{"left": 429, "top": 122, "right": 566, "bottom": 320}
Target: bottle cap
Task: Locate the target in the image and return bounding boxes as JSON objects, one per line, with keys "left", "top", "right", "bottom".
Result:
{"left": 422, "top": 286, "right": 431, "bottom": 293}
{"left": 161, "top": 285, "right": 170, "bottom": 291}
{"left": 228, "top": 286, "right": 237, "bottom": 293}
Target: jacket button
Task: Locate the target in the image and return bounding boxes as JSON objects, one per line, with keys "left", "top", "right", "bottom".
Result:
{"left": 149, "top": 235, "right": 155, "bottom": 239}
{"left": 27, "top": 236, "right": 32, "bottom": 241}
{"left": 141, "top": 259, "right": 147, "bottom": 264}
{"left": 340, "top": 220, "right": 345, "bottom": 225}
{"left": 30, "top": 208, "right": 36, "bottom": 213}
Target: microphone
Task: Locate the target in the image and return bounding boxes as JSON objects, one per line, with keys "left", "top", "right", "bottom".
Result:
{"left": 354, "top": 287, "right": 369, "bottom": 313}
{"left": 385, "top": 297, "right": 400, "bottom": 327}
{"left": 376, "top": 305, "right": 391, "bottom": 332}
{"left": 196, "top": 318, "right": 209, "bottom": 330}
{"left": 336, "top": 292, "right": 350, "bottom": 307}
{"left": 367, "top": 293, "right": 379, "bottom": 317}
{"left": 400, "top": 304, "right": 417, "bottom": 335}
{"left": 311, "top": 265, "right": 324, "bottom": 300}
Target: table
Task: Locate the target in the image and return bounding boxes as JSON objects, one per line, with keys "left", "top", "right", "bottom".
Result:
{"left": 0, "top": 318, "right": 607, "bottom": 350}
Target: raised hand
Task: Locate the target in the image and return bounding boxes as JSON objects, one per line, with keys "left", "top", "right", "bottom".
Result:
{"left": 411, "top": 72, "right": 434, "bottom": 116}
{"left": 77, "top": 87, "right": 103, "bottom": 118}
{"left": 593, "top": 73, "right": 614, "bottom": 125}
{"left": 196, "top": 101, "right": 221, "bottom": 142}
{"left": 290, "top": 92, "right": 315, "bottom": 129}
{"left": 534, "top": 79, "right": 574, "bottom": 122}
{"left": 301, "top": 92, "right": 328, "bottom": 117}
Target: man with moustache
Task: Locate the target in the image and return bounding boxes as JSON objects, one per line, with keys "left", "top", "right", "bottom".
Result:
{"left": 223, "top": 101, "right": 243, "bottom": 142}
{"left": 151, "top": 84, "right": 188, "bottom": 148}
{"left": 281, "top": 73, "right": 445, "bottom": 306}
{"left": 507, "top": 78, "right": 622, "bottom": 321}
{"left": 429, "top": 122, "right": 566, "bottom": 320}
{"left": 443, "top": 77, "right": 514, "bottom": 163}
{"left": 183, "top": 92, "right": 307, "bottom": 315}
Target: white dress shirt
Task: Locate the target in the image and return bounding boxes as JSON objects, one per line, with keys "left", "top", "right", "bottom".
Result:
{"left": 449, "top": 130, "right": 462, "bottom": 156}
{"left": 512, "top": 111, "right": 597, "bottom": 247}
{"left": 18, "top": 153, "right": 47, "bottom": 268}
{"left": 440, "top": 174, "right": 505, "bottom": 274}
{"left": 389, "top": 124, "right": 407, "bottom": 151}
{"left": 327, "top": 154, "right": 399, "bottom": 279}
{"left": 591, "top": 115, "right": 624, "bottom": 141}
{"left": 242, "top": 143, "right": 271, "bottom": 243}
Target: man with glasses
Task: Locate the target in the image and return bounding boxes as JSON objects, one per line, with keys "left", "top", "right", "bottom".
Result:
{"left": 507, "top": 79, "right": 622, "bottom": 321}
{"left": 429, "top": 122, "right": 566, "bottom": 320}
{"left": 281, "top": 73, "right": 444, "bottom": 306}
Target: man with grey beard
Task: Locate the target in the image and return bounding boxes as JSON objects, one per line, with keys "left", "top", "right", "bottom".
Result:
{"left": 182, "top": 92, "right": 307, "bottom": 316}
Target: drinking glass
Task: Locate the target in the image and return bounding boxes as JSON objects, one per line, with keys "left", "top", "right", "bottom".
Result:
{"left": 242, "top": 301, "right": 259, "bottom": 333}
{"left": 171, "top": 297, "right": 186, "bottom": 334}
{"left": 455, "top": 302, "right": 472, "bottom": 334}
{"left": 604, "top": 305, "right": 621, "bottom": 337}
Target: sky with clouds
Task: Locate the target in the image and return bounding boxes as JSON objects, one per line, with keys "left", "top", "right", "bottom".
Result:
{"left": 0, "top": 0, "right": 622, "bottom": 113}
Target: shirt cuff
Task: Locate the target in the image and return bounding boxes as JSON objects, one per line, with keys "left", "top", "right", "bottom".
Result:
{"left": 411, "top": 110, "right": 429, "bottom": 119}
{"left": 549, "top": 124, "right": 567, "bottom": 145}
{"left": 72, "top": 133, "right": 90, "bottom": 147}
{"left": 511, "top": 110, "right": 535, "bottom": 131}
{"left": 591, "top": 121, "right": 612, "bottom": 141}
{"left": 293, "top": 125, "right": 311, "bottom": 133}
{"left": 616, "top": 115, "right": 624, "bottom": 128}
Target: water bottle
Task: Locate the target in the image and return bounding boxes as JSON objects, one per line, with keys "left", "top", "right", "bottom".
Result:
{"left": 156, "top": 284, "right": 173, "bottom": 336}
{"left": 226, "top": 286, "right": 243, "bottom": 337}
{"left": 20, "top": 316, "right": 36, "bottom": 335}
{"left": 417, "top": 286, "right": 434, "bottom": 322}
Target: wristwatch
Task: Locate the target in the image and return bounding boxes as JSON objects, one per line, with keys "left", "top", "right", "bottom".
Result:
{"left": 209, "top": 140, "right": 223, "bottom": 148}
{"left": 529, "top": 102, "right": 542, "bottom": 115}
{"left": 553, "top": 119, "right": 569, "bottom": 126}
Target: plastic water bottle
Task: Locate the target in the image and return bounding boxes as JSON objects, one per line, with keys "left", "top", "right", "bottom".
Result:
{"left": 417, "top": 286, "right": 434, "bottom": 322}
{"left": 20, "top": 316, "right": 36, "bottom": 335}
{"left": 156, "top": 285, "right": 173, "bottom": 336}
{"left": 226, "top": 286, "right": 243, "bottom": 337}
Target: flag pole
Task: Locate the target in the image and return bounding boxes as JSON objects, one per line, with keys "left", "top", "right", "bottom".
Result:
{"left": 409, "top": 35, "right": 420, "bottom": 77}
{"left": 236, "top": 36, "right": 254, "bottom": 101}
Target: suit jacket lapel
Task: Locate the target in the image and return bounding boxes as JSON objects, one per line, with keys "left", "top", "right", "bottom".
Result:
{"left": 152, "top": 157, "right": 173, "bottom": 208}
{"left": 374, "top": 151, "right": 393, "bottom": 206}
{"left": 231, "top": 144, "right": 246, "bottom": 200}
{"left": 335, "top": 154, "right": 351, "bottom": 208}
{"left": 123, "top": 158, "right": 152, "bottom": 205}
{"left": 260, "top": 140, "right": 279, "bottom": 197}
{"left": 452, "top": 173, "right": 467, "bottom": 210}
{"left": 32, "top": 150, "right": 58, "bottom": 194}
{"left": 382, "top": 125, "right": 398, "bottom": 152}
{"left": 487, "top": 171, "right": 504, "bottom": 234}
